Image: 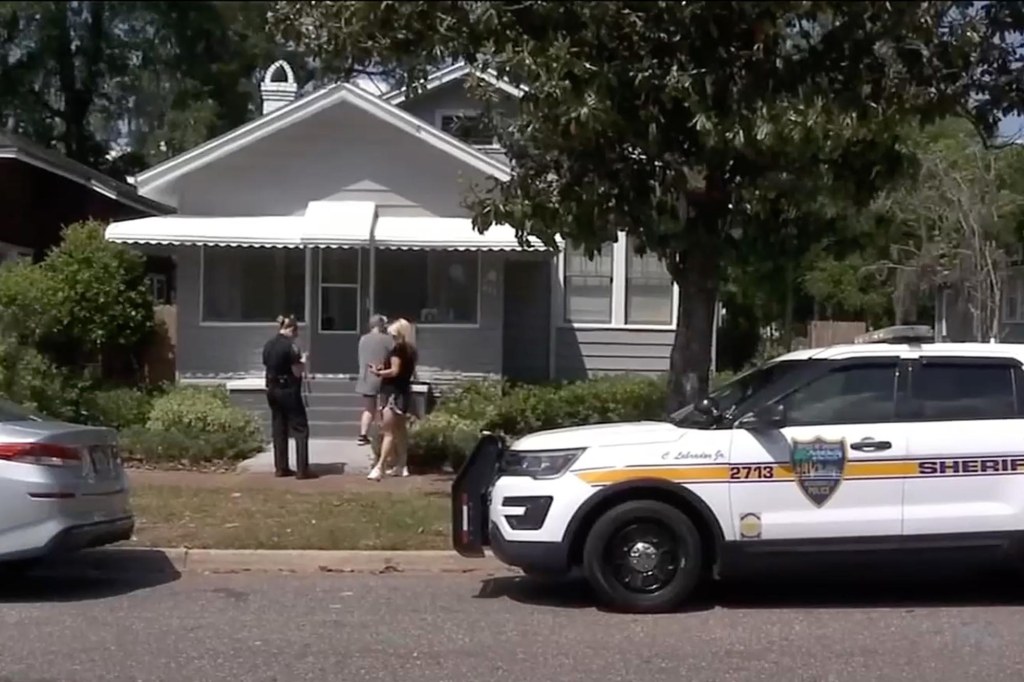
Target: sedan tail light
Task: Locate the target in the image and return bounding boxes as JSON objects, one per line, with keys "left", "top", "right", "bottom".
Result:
{"left": 0, "top": 443, "right": 81, "bottom": 468}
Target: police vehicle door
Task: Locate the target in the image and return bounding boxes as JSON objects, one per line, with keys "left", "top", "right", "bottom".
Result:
{"left": 728, "top": 357, "right": 906, "bottom": 541}
{"left": 902, "top": 356, "right": 1024, "bottom": 536}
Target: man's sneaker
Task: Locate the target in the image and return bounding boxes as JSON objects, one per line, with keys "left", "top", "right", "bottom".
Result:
{"left": 386, "top": 466, "right": 410, "bottom": 478}
{"left": 367, "top": 466, "right": 382, "bottom": 481}
{"left": 356, "top": 435, "right": 370, "bottom": 446}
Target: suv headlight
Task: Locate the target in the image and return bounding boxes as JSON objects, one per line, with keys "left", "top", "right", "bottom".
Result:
{"left": 498, "top": 448, "right": 584, "bottom": 479}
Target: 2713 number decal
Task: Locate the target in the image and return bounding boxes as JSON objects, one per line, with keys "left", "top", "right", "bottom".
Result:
{"left": 729, "top": 465, "right": 775, "bottom": 480}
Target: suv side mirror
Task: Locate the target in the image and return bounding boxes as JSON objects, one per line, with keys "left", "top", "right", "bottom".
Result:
{"left": 736, "top": 403, "right": 786, "bottom": 431}
{"left": 694, "top": 396, "right": 721, "bottom": 420}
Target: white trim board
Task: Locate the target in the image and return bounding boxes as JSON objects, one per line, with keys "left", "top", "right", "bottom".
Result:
{"left": 132, "top": 83, "right": 512, "bottom": 193}
{"left": 557, "top": 231, "right": 678, "bottom": 331}
{"left": 317, "top": 246, "right": 362, "bottom": 334}
{"left": 382, "top": 62, "right": 525, "bottom": 106}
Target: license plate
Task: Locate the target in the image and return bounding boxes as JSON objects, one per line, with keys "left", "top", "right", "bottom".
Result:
{"left": 88, "top": 446, "right": 113, "bottom": 475}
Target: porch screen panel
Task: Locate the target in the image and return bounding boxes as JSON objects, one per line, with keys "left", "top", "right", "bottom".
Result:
{"left": 625, "top": 236, "right": 674, "bottom": 325}
{"left": 375, "top": 250, "right": 479, "bottom": 325}
{"left": 201, "top": 247, "right": 305, "bottom": 323}
{"left": 564, "top": 241, "right": 613, "bottom": 324}
{"left": 320, "top": 248, "right": 359, "bottom": 332}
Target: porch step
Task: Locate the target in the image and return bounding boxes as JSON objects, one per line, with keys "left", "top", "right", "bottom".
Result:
{"left": 230, "top": 390, "right": 364, "bottom": 411}
{"left": 255, "top": 420, "right": 363, "bottom": 439}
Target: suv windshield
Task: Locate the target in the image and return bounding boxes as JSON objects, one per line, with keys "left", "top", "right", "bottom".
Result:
{"left": 0, "top": 397, "right": 46, "bottom": 423}
{"left": 670, "top": 360, "right": 807, "bottom": 428}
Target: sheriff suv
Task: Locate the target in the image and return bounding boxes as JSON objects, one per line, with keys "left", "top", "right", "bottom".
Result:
{"left": 452, "top": 326, "right": 1024, "bottom": 613}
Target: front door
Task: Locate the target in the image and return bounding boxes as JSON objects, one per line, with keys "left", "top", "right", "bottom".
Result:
{"left": 729, "top": 357, "right": 906, "bottom": 541}
{"left": 903, "top": 356, "right": 1024, "bottom": 536}
{"left": 307, "top": 247, "right": 362, "bottom": 375}
{"left": 502, "top": 258, "right": 551, "bottom": 382}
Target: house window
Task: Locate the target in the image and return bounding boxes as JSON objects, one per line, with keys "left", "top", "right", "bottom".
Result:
{"left": 1005, "top": 270, "right": 1024, "bottom": 323}
{"left": 436, "top": 110, "right": 497, "bottom": 146}
{"left": 375, "top": 250, "right": 479, "bottom": 325}
{"left": 564, "top": 241, "right": 614, "bottom": 324}
{"left": 625, "top": 236, "right": 674, "bottom": 325}
{"left": 147, "top": 273, "right": 169, "bottom": 304}
{"left": 201, "top": 246, "right": 305, "bottom": 324}
{"left": 562, "top": 233, "right": 676, "bottom": 327}
{"left": 319, "top": 248, "right": 360, "bottom": 333}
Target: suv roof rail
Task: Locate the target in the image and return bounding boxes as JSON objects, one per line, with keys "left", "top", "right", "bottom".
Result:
{"left": 853, "top": 325, "right": 934, "bottom": 345}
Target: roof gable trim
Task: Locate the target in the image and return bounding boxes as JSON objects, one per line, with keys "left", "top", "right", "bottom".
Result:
{"left": 134, "top": 82, "right": 512, "bottom": 193}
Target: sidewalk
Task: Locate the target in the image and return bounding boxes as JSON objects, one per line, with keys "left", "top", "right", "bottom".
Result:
{"left": 236, "top": 438, "right": 372, "bottom": 475}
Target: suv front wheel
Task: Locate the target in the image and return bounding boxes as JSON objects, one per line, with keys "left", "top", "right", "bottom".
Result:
{"left": 582, "top": 500, "right": 703, "bottom": 613}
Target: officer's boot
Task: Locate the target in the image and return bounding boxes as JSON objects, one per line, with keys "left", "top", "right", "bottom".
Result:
{"left": 294, "top": 435, "right": 318, "bottom": 480}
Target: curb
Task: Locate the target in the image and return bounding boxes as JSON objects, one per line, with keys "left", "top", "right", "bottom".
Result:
{"left": 75, "top": 547, "right": 516, "bottom": 576}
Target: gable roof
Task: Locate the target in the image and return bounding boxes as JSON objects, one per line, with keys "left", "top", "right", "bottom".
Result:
{"left": 132, "top": 81, "right": 512, "bottom": 192}
{"left": 0, "top": 132, "right": 174, "bottom": 215}
{"left": 381, "top": 62, "right": 524, "bottom": 106}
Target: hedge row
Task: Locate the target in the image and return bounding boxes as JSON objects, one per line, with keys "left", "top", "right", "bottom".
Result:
{"left": 61, "top": 384, "right": 265, "bottom": 467}
{"left": 405, "top": 375, "right": 669, "bottom": 473}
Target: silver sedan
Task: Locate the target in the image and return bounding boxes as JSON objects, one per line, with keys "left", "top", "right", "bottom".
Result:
{"left": 0, "top": 398, "right": 133, "bottom": 565}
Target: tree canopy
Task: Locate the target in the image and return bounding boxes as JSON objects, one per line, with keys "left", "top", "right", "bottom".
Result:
{"left": 271, "top": 1, "right": 1024, "bottom": 409}
{"left": 0, "top": 1, "right": 345, "bottom": 178}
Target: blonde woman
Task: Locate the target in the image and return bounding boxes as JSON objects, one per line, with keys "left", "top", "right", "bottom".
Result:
{"left": 367, "top": 318, "right": 418, "bottom": 480}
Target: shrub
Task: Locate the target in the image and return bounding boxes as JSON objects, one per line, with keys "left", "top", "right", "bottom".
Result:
{"left": 484, "top": 374, "right": 667, "bottom": 438}
{"left": 0, "top": 222, "right": 154, "bottom": 367}
{"left": 407, "top": 413, "right": 483, "bottom": 473}
{"left": 0, "top": 334, "right": 83, "bottom": 421}
{"left": 147, "top": 385, "right": 256, "bottom": 435}
{"left": 403, "top": 374, "right": 669, "bottom": 472}
{"left": 80, "top": 387, "right": 155, "bottom": 430}
{"left": 135, "top": 385, "right": 265, "bottom": 465}
{"left": 118, "top": 426, "right": 261, "bottom": 466}
{"left": 435, "top": 378, "right": 506, "bottom": 422}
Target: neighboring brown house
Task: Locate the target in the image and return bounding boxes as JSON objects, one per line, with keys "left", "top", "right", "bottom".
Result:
{"left": 0, "top": 131, "right": 176, "bottom": 301}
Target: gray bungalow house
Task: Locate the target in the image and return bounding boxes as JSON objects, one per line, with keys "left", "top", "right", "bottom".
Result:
{"left": 104, "top": 61, "right": 678, "bottom": 396}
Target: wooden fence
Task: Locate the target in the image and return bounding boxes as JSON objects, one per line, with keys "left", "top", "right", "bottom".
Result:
{"left": 807, "top": 320, "right": 867, "bottom": 348}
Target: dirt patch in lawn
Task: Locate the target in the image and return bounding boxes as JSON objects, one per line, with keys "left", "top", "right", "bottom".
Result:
{"left": 126, "top": 479, "right": 452, "bottom": 551}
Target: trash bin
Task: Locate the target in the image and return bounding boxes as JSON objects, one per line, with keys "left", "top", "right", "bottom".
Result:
{"left": 410, "top": 381, "right": 434, "bottom": 419}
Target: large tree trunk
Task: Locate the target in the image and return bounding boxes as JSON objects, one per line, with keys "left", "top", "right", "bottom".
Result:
{"left": 665, "top": 199, "right": 724, "bottom": 414}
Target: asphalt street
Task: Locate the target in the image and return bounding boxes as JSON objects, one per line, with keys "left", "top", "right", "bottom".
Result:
{"left": 2, "top": 555, "right": 1024, "bottom": 682}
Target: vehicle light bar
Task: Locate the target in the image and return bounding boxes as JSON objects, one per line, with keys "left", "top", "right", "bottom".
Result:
{"left": 853, "top": 325, "right": 934, "bottom": 344}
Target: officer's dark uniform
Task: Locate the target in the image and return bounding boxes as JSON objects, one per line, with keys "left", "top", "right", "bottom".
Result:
{"left": 262, "top": 333, "right": 314, "bottom": 479}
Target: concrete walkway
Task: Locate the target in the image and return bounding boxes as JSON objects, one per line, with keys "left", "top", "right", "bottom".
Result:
{"left": 236, "top": 438, "right": 373, "bottom": 475}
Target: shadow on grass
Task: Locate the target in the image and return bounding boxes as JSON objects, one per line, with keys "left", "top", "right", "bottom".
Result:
{"left": 474, "top": 561, "right": 1024, "bottom": 615}
{"left": 0, "top": 548, "right": 181, "bottom": 604}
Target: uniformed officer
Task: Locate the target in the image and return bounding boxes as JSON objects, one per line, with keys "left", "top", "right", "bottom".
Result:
{"left": 262, "top": 315, "right": 317, "bottom": 479}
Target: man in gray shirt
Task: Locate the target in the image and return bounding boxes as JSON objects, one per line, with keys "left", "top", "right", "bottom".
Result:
{"left": 355, "top": 314, "right": 395, "bottom": 445}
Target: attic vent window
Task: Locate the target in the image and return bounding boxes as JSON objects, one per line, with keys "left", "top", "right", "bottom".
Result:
{"left": 436, "top": 110, "right": 497, "bottom": 146}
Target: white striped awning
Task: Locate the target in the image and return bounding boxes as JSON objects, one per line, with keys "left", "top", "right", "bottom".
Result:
{"left": 372, "top": 216, "right": 552, "bottom": 251}
{"left": 105, "top": 201, "right": 376, "bottom": 248}
{"left": 105, "top": 201, "right": 558, "bottom": 251}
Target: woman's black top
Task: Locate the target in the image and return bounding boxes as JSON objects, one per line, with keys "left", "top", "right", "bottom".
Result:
{"left": 379, "top": 342, "right": 418, "bottom": 396}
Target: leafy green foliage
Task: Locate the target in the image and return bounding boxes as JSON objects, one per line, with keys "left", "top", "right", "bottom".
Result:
{"left": 0, "top": 331, "right": 83, "bottom": 421}
{"left": 146, "top": 385, "right": 260, "bottom": 438}
{"left": 79, "top": 387, "right": 154, "bottom": 430}
{"left": 118, "top": 426, "right": 262, "bottom": 467}
{"left": 0, "top": 221, "right": 155, "bottom": 370}
{"left": 407, "top": 375, "right": 667, "bottom": 471}
{"left": 0, "top": 1, "right": 350, "bottom": 176}
{"left": 271, "top": 1, "right": 1024, "bottom": 409}
{"left": 125, "top": 384, "right": 266, "bottom": 466}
